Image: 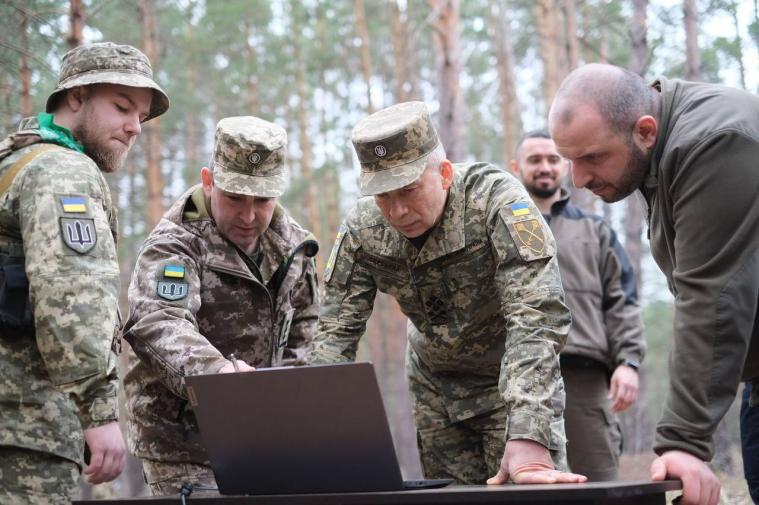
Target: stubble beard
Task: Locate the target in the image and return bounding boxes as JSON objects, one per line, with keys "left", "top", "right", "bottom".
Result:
{"left": 604, "top": 142, "right": 650, "bottom": 203}
{"left": 73, "top": 111, "right": 130, "bottom": 173}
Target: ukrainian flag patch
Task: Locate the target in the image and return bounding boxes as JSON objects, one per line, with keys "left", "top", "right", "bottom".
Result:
{"left": 163, "top": 265, "right": 185, "bottom": 279}
{"left": 61, "top": 196, "right": 87, "bottom": 213}
{"left": 511, "top": 202, "right": 531, "bottom": 217}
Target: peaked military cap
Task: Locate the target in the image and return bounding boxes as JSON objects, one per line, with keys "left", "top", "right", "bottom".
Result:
{"left": 352, "top": 101, "right": 440, "bottom": 196}
{"left": 211, "top": 116, "right": 288, "bottom": 198}
{"left": 46, "top": 42, "right": 169, "bottom": 122}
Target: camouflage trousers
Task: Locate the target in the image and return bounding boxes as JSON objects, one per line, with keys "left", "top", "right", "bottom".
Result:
{"left": 414, "top": 402, "right": 568, "bottom": 484}
{"left": 562, "top": 361, "right": 622, "bottom": 481}
{"left": 141, "top": 459, "right": 218, "bottom": 497}
{"left": 0, "top": 447, "right": 79, "bottom": 505}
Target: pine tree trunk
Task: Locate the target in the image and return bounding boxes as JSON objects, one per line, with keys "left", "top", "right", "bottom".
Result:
{"left": 429, "top": 0, "right": 464, "bottom": 162}
{"left": 67, "top": 0, "right": 86, "bottom": 49}
{"left": 354, "top": 0, "right": 375, "bottom": 113}
{"left": 683, "top": 0, "right": 701, "bottom": 81}
{"left": 488, "top": 0, "right": 522, "bottom": 166}
{"left": 242, "top": 20, "right": 260, "bottom": 114}
{"left": 621, "top": 0, "right": 650, "bottom": 455}
{"left": 292, "top": 1, "right": 321, "bottom": 246}
{"left": 390, "top": 1, "right": 418, "bottom": 103}
{"left": 19, "top": 11, "right": 32, "bottom": 118}
{"left": 562, "top": 0, "right": 579, "bottom": 71}
{"left": 139, "top": 0, "right": 165, "bottom": 229}
{"left": 536, "top": 0, "right": 562, "bottom": 108}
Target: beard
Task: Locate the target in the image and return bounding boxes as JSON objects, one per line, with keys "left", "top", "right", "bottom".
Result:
{"left": 605, "top": 141, "right": 650, "bottom": 202}
{"left": 72, "top": 108, "right": 130, "bottom": 173}
{"left": 527, "top": 183, "right": 561, "bottom": 199}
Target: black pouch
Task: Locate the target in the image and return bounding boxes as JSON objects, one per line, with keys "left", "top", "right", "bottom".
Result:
{"left": 0, "top": 261, "right": 34, "bottom": 333}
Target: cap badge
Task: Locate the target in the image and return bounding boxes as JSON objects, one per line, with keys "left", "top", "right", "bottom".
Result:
{"left": 249, "top": 152, "right": 261, "bottom": 164}
{"left": 374, "top": 145, "right": 387, "bottom": 157}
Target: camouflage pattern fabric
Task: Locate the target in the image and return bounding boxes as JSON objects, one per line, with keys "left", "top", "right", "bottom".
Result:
{"left": 0, "top": 447, "right": 80, "bottom": 505}
{"left": 0, "top": 120, "right": 121, "bottom": 480}
{"left": 211, "top": 116, "right": 288, "bottom": 198}
{"left": 141, "top": 459, "right": 218, "bottom": 497}
{"left": 123, "top": 185, "right": 319, "bottom": 468}
{"left": 45, "top": 42, "right": 169, "bottom": 122}
{"left": 352, "top": 101, "right": 439, "bottom": 196}
{"left": 310, "top": 163, "right": 571, "bottom": 478}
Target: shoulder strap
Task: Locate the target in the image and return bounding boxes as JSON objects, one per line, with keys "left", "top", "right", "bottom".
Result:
{"left": 0, "top": 144, "right": 62, "bottom": 197}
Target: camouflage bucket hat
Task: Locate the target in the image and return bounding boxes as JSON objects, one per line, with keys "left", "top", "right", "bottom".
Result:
{"left": 211, "top": 116, "right": 288, "bottom": 198}
{"left": 352, "top": 101, "right": 440, "bottom": 196}
{"left": 45, "top": 42, "right": 169, "bottom": 122}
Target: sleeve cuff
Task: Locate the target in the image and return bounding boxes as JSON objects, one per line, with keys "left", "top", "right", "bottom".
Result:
{"left": 81, "top": 395, "right": 118, "bottom": 428}
{"left": 507, "top": 411, "right": 552, "bottom": 449}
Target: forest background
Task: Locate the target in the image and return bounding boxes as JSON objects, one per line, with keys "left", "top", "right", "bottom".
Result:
{"left": 1, "top": 0, "right": 756, "bottom": 502}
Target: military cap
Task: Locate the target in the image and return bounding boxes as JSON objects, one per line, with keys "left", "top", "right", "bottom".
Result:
{"left": 211, "top": 116, "right": 288, "bottom": 198}
{"left": 352, "top": 101, "right": 440, "bottom": 196}
{"left": 46, "top": 42, "right": 169, "bottom": 122}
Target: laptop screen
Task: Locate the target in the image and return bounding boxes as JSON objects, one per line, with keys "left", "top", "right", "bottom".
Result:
{"left": 185, "top": 362, "right": 405, "bottom": 495}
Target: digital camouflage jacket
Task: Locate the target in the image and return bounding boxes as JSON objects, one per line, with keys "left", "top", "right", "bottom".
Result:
{"left": 0, "top": 116, "right": 120, "bottom": 466}
{"left": 123, "top": 185, "right": 319, "bottom": 464}
{"left": 310, "top": 163, "right": 571, "bottom": 449}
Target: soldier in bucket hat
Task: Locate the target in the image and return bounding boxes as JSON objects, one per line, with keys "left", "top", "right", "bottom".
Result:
{"left": 310, "top": 102, "right": 586, "bottom": 485}
{"left": 0, "top": 42, "right": 168, "bottom": 503}
{"left": 123, "top": 116, "right": 320, "bottom": 495}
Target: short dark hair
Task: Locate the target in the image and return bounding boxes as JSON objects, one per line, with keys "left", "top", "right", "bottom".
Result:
{"left": 515, "top": 128, "right": 551, "bottom": 160}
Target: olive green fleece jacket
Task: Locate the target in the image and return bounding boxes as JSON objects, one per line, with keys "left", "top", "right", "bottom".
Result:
{"left": 642, "top": 77, "right": 759, "bottom": 461}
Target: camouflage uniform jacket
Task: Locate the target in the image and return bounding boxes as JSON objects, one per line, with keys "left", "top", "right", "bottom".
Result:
{"left": 310, "top": 163, "right": 571, "bottom": 449}
{"left": 123, "top": 185, "right": 320, "bottom": 463}
{"left": 0, "top": 117, "right": 121, "bottom": 466}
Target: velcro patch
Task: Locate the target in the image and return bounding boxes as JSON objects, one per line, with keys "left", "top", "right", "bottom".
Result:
{"left": 157, "top": 280, "right": 188, "bottom": 301}
{"left": 324, "top": 223, "right": 347, "bottom": 284}
{"left": 60, "top": 196, "right": 87, "bottom": 213}
{"left": 499, "top": 203, "right": 552, "bottom": 262}
{"left": 163, "top": 265, "right": 185, "bottom": 279}
{"left": 60, "top": 217, "right": 97, "bottom": 254}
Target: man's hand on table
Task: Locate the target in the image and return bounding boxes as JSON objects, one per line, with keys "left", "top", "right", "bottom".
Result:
{"left": 650, "top": 450, "right": 720, "bottom": 505}
{"left": 487, "top": 439, "right": 587, "bottom": 485}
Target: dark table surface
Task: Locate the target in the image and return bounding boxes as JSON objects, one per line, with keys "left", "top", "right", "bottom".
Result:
{"left": 73, "top": 480, "right": 682, "bottom": 505}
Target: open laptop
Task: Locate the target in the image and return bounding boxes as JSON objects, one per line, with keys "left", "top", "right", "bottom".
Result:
{"left": 184, "top": 362, "right": 453, "bottom": 495}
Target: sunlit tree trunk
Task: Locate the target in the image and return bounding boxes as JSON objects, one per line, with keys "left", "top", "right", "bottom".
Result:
{"left": 242, "top": 20, "right": 260, "bottom": 114}
{"left": 429, "top": 0, "right": 464, "bottom": 162}
{"left": 488, "top": 0, "right": 522, "bottom": 166}
{"left": 683, "top": 0, "right": 700, "bottom": 81}
{"left": 67, "top": 0, "right": 85, "bottom": 49}
{"left": 389, "top": 0, "right": 419, "bottom": 102}
{"left": 19, "top": 11, "right": 32, "bottom": 118}
{"left": 291, "top": 1, "right": 320, "bottom": 245}
{"left": 536, "top": 0, "right": 562, "bottom": 108}
{"left": 562, "top": 0, "right": 580, "bottom": 71}
{"left": 354, "top": 0, "right": 375, "bottom": 114}
{"left": 139, "top": 0, "right": 165, "bottom": 229}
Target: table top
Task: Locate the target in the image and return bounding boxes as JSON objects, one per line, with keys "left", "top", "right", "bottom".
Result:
{"left": 73, "top": 480, "right": 682, "bottom": 504}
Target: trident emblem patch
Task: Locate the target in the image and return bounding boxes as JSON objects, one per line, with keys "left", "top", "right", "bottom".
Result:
{"left": 157, "top": 280, "right": 188, "bottom": 301}
{"left": 60, "top": 218, "right": 97, "bottom": 254}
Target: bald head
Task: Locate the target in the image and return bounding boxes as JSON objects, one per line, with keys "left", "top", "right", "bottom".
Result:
{"left": 549, "top": 63, "right": 659, "bottom": 136}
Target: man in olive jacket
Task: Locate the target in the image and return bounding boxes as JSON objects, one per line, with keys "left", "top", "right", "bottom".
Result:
{"left": 549, "top": 63, "right": 759, "bottom": 505}
{"left": 123, "top": 116, "right": 319, "bottom": 495}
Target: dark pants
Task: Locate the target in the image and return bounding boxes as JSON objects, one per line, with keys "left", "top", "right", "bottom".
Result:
{"left": 741, "top": 382, "right": 759, "bottom": 503}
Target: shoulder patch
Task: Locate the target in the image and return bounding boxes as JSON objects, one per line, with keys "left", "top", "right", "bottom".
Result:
{"left": 60, "top": 217, "right": 97, "bottom": 254}
{"left": 157, "top": 263, "right": 188, "bottom": 301}
{"left": 324, "top": 224, "right": 347, "bottom": 284}
{"left": 499, "top": 203, "right": 552, "bottom": 262}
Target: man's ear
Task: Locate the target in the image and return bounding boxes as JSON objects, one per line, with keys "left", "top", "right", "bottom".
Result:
{"left": 201, "top": 166, "right": 213, "bottom": 198}
{"left": 64, "top": 86, "right": 88, "bottom": 113}
{"left": 633, "top": 115, "right": 658, "bottom": 150}
{"left": 509, "top": 159, "right": 521, "bottom": 177}
{"left": 440, "top": 160, "right": 454, "bottom": 190}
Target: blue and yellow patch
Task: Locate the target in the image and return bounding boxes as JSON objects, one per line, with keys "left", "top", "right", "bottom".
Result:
{"left": 510, "top": 202, "right": 531, "bottom": 217}
{"left": 163, "top": 265, "right": 185, "bottom": 279}
{"left": 60, "top": 196, "right": 87, "bottom": 213}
